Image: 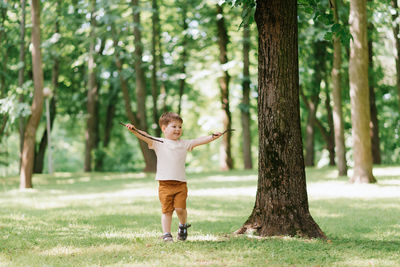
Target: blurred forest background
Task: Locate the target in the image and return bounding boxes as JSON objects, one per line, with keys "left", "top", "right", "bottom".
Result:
{"left": 0, "top": 0, "right": 399, "bottom": 178}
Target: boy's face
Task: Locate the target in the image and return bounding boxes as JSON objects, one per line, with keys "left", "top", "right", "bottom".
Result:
{"left": 162, "top": 120, "right": 182, "bottom": 140}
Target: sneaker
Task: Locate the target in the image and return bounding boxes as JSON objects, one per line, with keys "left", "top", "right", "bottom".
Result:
{"left": 161, "top": 233, "right": 173, "bottom": 242}
{"left": 177, "top": 223, "right": 191, "bottom": 241}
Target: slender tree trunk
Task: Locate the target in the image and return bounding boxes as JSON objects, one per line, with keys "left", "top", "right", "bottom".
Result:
{"left": 0, "top": 2, "right": 7, "bottom": 97}
{"left": 34, "top": 0, "right": 60, "bottom": 173}
{"left": 18, "top": 0, "right": 27, "bottom": 170}
{"left": 132, "top": 0, "right": 157, "bottom": 172}
{"left": 391, "top": 0, "right": 400, "bottom": 112}
{"left": 20, "top": 0, "right": 45, "bottom": 189}
{"left": 0, "top": 1, "right": 8, "bottom": 142}
{"left": 95, "top": 85, "right": 118, "bottom": 171}
{"left": 331, "top": 0, "right": 347, "bottom": 176}
{"left": 178, "top": 1, "right": 188, "bottom": 116}
{"left": 367, "top": 19, "right": 381, "bottom": 164}
{"left": 241, "top": 20, "right": 253, "bottom": 170}
{"left": 300, "top": 87, "right": 335, "bottom": 167}
{"left": 216, "top": 4, "right": 233, "bottom": 170}
{"left": 304, "top": 41, "right": 326, "bottom": 167}
{"left": 349, "top": 0, "right": 376, "bottom": 183}
{"left": 236, "top": 0, "right": 326, "bottom": 239}
{"left": 151, "top": 0, "right": 161, "bottom": 136}
{"left": 84, "top": 0, "right": 98, "bottom": 172}
{"left": 324, "top": 87, "right": 336, "bottom": 166}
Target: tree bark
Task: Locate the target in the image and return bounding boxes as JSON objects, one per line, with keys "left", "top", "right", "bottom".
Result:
{"left": 84, "top": 0, "right": 99, "bottom": 172}
{"left": 349, "top": 0, "right": 376, "bottom": 183}
{"left": 20, "top": 0, "right": 45, "bottom": 189}
{"left": 236, "top": 0, "right": 326, "bottom": 239}
{"left": 331, "top": 0, "right": 347, "bottom": 176}
{"left": 391, "top": 0, "right": 400, "bottom": 112}
{"left": 367, "top": 19, "right": 381, "bottom": 165}
{"left": 216, "top": 4, "right": 233, "bottom": 170}
{"left": 241, "top": 20, "right": 253, "bottom": 170}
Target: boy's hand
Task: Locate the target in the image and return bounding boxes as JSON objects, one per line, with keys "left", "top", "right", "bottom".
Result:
{"left": 212, "top": 132, "right": 223, "bottom": 139}
{"left": 126, "top": 123, "right": 136, "bottom": 131}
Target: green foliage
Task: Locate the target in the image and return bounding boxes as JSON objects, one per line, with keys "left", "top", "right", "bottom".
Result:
{"left": 0, "top": 95, "right": 31, "bottom": 122}
{"left": 1, "top": 167, "right": 400, "bottom": 265}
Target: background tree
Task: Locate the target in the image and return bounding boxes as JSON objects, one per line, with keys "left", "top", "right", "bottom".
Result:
{"left": 241, "top": 17, "right": 253, "bottom": 170}
{"left": 303, "top": 40, "right": 327, "bottom": 167}
{"left": 18, "top": 0, "right": 27, "bottom": 168}
{"left": 367, "top": 0, "right": 381, "bottom": 164}
{"left": 216, "top": 3, "right": 233, "bottom": 170}
{"left": 391, "top": 0, "right": 400, "bottom": 112}
{"left": 34, "top": 0, "right": 60, "bottom": 173}
{"left": 349, "top": 0, "right": 376, "bottom": 183}
{"left": 236, "top": 0, "right": 326, "bottom": 238}
{"left": 331, "top": 0, "right": 348, "bottom": 176}
{"left": 20, "top": 0, "right": 44, "bottom": 188}
{"left": 84, "top": 0, "right": 99, "bottom": 172}
{"left": 132, "top": 0, "right": 157, "bottom": 172}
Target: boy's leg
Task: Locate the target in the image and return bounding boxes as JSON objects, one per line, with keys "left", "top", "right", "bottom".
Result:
{"left": 175, "top": 208, "right": 187, "bottom": 225}
{"left": 158, "top": 181, "right": 175, "bottom": 241}
{"left": 174, "top": 183, "right": 190, "bottom": 241}
{"left": 161, "top": 212, "right": 173, "bottom": 233}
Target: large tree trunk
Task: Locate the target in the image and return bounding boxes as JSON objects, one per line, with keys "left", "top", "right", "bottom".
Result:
{"left": 216, "top": 4, "right": 233, "bottom": 170}
{"left": 84, "top": 0, "right": 99, "bottom": 172}
{"left": 391, "top": 0, "right": 400, "bottom": 112}
{"left": 132, "top": 0, "right": 157, "bottom": 172}
{"left": 236, "top": 0, "right": 326, "bottom": 239}
{"left": 331, "top": 0, "right": 347, "bottom": 176}
{"left": 241, "top": 20, "right": 253, "bottom": 170}
{"left": 349, "top": 0, "right": 376, "bottom": 183}
{"left": 367, "top": 19, "right": 381, "bottom": 165}
{"left": 20, "top": 0, "right": 44, "bottom": 189}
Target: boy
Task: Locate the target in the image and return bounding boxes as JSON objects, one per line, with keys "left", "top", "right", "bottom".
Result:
{"left": 124, "top": 112, "right": 222, "bottom": 242}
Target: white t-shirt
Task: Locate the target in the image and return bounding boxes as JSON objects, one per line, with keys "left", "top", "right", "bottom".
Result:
{"left": 149, "top": 138, "right": 194, "bottom": 182}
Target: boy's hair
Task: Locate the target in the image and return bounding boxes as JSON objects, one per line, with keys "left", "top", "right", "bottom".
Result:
{"left": 159, "top": 112, "right": 183, "bottom": 128}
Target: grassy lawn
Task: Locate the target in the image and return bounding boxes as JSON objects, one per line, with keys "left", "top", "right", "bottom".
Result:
{"left": 1, "top": 167, "right": 400, "bottom": 266}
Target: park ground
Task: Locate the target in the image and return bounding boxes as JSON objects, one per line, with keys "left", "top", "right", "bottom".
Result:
{"left": 0, "top": 166, "right": 400, "bottom": 266}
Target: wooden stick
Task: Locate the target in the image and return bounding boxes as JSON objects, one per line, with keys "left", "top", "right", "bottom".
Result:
{"left": 119, "top": 122, "right": 164, "bottom": 143}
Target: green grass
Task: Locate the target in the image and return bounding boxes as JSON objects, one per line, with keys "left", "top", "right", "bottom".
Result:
{"left": 1, "top": 167, "right": 400, "bottom": 266}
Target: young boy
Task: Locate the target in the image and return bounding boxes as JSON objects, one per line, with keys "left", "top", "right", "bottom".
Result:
{"left": 124, "top": 112, "right": 222, "bottom": 242}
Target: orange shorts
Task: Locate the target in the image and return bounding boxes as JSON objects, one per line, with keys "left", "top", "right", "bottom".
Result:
{"left": 158, "top": 180, "right": 188, "bottom": 214}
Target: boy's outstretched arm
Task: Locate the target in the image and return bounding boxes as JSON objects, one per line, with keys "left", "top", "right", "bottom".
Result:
{"left": 191, "top": 132, "right": 223, "bottom": 150}
{"left": 123, "top": 123, "right": 155, "bottom": 147}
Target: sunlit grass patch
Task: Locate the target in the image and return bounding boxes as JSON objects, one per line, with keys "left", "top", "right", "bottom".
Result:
{"left": 1, "top": 166, "right": 400, "bottom": 266}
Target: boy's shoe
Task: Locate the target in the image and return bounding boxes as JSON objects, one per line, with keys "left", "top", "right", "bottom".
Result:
{"left": 177, "top": 223, "right": 191, "bottom": 241}
{"left": 161, "top": 233, "right": 173, "bottom": 242}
